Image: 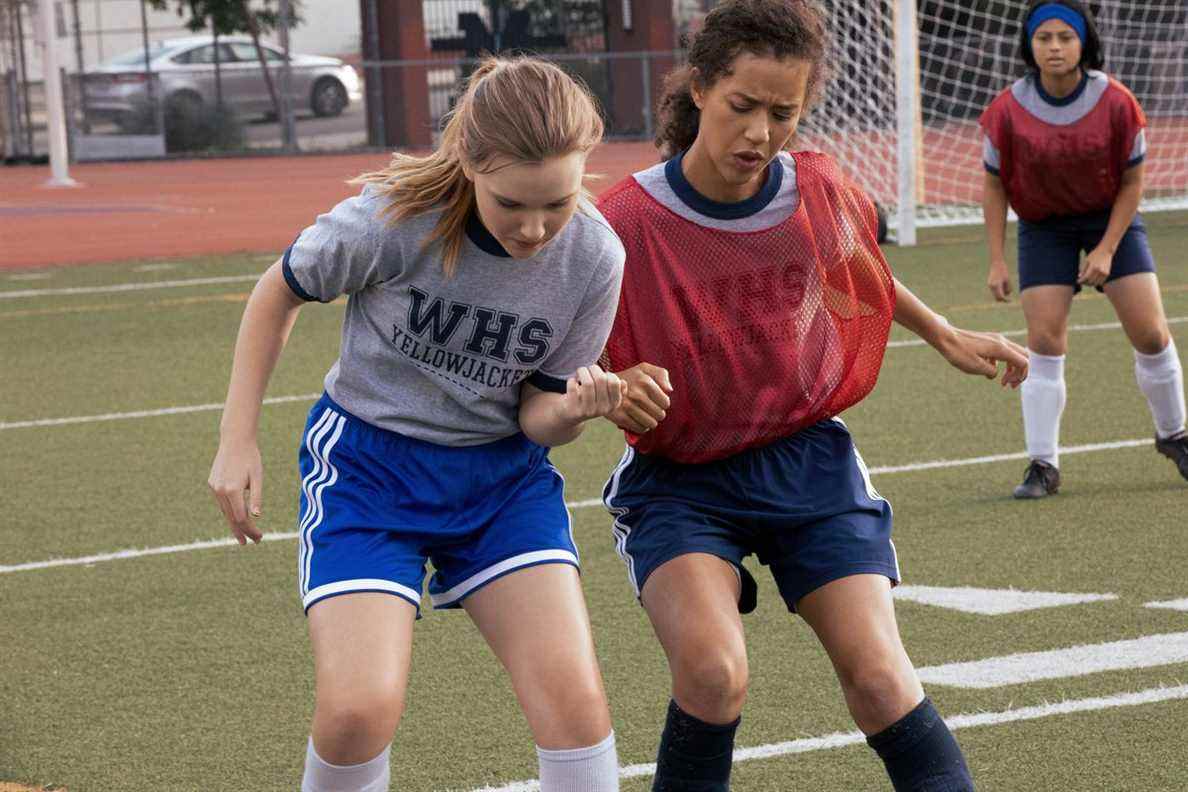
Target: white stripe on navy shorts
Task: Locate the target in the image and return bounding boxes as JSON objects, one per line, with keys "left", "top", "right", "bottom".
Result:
{"left": 602, "top": 419, "right": 899, "bottom": 614}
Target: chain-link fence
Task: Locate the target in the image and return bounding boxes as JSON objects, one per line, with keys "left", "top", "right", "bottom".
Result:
{"left": 0, "top": 1, "right": 728, "bottom": 162}
{"left": 1, "top": 0, "right": 723, "bottom": 163}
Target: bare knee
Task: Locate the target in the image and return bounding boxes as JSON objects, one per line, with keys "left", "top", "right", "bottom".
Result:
{"left": 836, "top": 661, "right": 921, "bottom": 735}
{"left": 1027, "top": 330, "right": 1067, "bottom": 357}
{"left": 672, "top": 647, "right": 749, "bottom": 724}
{"left": 528, "top": 679, "right": 612, "bottom": 749}
{"left": 1133, "top": 327, "right": 1171, "bottom": 356}
{"left": 313, "top": 689, "right": 404, "bottom": 764}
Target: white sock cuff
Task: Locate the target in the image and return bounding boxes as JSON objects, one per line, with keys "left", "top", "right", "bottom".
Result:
{"left": 536, "top": 731, "right": 616, "bottom": 762}
{"left": 1135, "top": 339, "right": 1179, "bottom": 371}
{"left": 303, "top": 737, "right": 391, "bottom": 792}
{"left": 1028, "top": 350, "right": 1066, "bottom": 380}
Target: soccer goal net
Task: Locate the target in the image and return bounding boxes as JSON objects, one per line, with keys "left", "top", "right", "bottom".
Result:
{"left": 795, "top": 0, "right": 1188, "bottom": 244}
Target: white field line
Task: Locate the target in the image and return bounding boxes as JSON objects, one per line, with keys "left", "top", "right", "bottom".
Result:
{"left": 471, "top": 685, "right": 1188, "bottom": 791}
{"left": 892, "top": 585, "right": 1118, "bottom": 615}
{"left": 917, "top": 632, "right": 1188, "bottom": 688}
{"left": 885, "top": 314, "right": 1188, "bottom": 348}
{"left": 0, "top": 434, "right": 1160, "bottom": 576}
{"left": 0, "top": 393, "right": 321, "bottom": 430}
{"left": 0, "top": 274, "right": 261, "bottom": 300}
{"left": 5, "top": 314, "right": 1187, "bottom": 433}
{"left": 1147, "top": 599, "right": 1188, "bottom": 612}
{"left": 866, "top": 437, "right": 1152, "bottom": 476}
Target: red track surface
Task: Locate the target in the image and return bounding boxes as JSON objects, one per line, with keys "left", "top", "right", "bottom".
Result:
{"left": 5, "top": 122, "right": 1185, "bottom": 270}
{"left": 1, "top": 142, "right": 659, "bottom": 270}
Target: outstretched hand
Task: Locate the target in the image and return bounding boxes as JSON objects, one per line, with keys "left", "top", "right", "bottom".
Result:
{"left": 936, "top": 325, "right": 1029, "bottom": 389}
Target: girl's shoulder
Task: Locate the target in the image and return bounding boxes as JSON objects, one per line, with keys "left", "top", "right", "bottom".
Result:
{"left": 594, "top": 172, "right": 657, "bottom": 237}
{"left": 561, "top": 199, "right": 627, "bottom": 271}
{"left": 1101, "top": 74, "right": 1144, "bottom": 113}
{"left": 595, "top": 173, "right": 652, "bottom": 213}
{"left": 983, "top": 77, "right": 1027, "bottom": 121}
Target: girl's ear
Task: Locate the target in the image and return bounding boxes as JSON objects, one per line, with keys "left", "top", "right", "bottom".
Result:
{"left": 690, "top": 67, "right": 706, "bottom": 111}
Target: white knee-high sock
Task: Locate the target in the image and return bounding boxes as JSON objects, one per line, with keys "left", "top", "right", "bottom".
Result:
{"left": 1021, "top": 351, "right": 1067, "bottom": 467}
{"left": 537, "top": 731, "right": 619, "bottom": 792}
{"left": 1135, "top": 339, "right": 1187, "bottom": 439}
{"left": 302, "top": 737, "right": 391, "bottom": 792}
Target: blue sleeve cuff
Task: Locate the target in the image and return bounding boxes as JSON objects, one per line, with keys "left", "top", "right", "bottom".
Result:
{"left": 1126, "top": 154, "right": 1146, "bottom": 169}
{"left": 528, "top": 372, "right": 568, "bottom": 394}
{"left": 282, "top": 243, "right": 319, "bottom": 303}
{"left": 984, "top": 163, "right": 1000, "bottom": 176}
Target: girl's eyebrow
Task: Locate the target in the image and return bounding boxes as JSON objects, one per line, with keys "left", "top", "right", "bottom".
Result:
{"left": 492, "top": 191, "right": 579, "bottom": 205}
{"left": 730, "top": 91, "right": 798, "bottom": 110}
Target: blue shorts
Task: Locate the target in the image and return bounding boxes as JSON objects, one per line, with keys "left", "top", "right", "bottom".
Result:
{"left": 297, "top": 393, "right": 578, "bottom": 614}
{"left": 1018, "top": 210, "right": 1156, "bottom": 294}
{"left": 602, "top": 418, "right": 899, "bottom": 614}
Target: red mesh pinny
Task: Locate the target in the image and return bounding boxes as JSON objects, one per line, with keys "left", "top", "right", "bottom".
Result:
{"left": 598, "top": 152, "right": 896, "bottom": 464}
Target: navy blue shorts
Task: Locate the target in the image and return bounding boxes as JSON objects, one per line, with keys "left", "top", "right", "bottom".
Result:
{"left": 297, "top": 393, "right": 577, "bottom": 614}
{"left": 601, "top": 418, "right": 899, "bottom": 614}
{"left": 1018, "top": 210, "right": 1156, "bottom": 294}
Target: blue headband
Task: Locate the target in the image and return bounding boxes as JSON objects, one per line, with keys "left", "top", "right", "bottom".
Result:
{"left": 1027, "top": 4, "right": 1087, "bottom": 43}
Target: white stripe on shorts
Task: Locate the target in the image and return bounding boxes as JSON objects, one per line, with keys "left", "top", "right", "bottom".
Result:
{"left": 602, "top": 445, "right": 640, "bottom": 596}
{"left": 303, "top": 578, "right": 422, "bottom": 611}
{"left": 548, "top": 462, "right": 579, "bottom": 565}
{"left": 297, "top": 408, "right": 336, "bottom": 595}
{"left": 427, "top": 549, "right": 579, "bottom": 608}
{"left": 299, "top": 411, "right": 347, "bottom": 596}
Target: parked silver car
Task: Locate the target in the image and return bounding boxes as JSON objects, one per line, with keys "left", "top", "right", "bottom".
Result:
{"left": 83, "top": 35, "right": 362, "bottom": 127}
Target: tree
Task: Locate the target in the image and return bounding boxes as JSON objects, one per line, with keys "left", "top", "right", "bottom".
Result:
{"left": 149, "top": 0, "right": 302, "bottom": 120}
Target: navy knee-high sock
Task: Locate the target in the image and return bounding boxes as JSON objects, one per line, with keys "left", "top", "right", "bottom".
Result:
{"left": 866, "top": 697, "right": 973, "bottom": 791}
{"left": 651, "top": 699, "right": 739, "bottom": 792}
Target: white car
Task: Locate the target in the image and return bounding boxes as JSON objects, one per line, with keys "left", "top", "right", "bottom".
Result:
{"left": 84, "top": 35, "right": 362, "bottom": 127}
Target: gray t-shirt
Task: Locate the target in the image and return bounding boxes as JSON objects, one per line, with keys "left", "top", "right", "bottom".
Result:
{"left": 284, "top": 185, "right": 625, "bottom": 446}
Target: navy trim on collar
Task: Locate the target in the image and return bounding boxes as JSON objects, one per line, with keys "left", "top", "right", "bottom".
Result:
{"left": 1035, "top": 70, "right": 1089, "bottom": 107}
{"left": 466, "top": 210, "right": 511, "bottom": 258}
{"left": 665, "top": 149, "right": 783, "bottom": 220}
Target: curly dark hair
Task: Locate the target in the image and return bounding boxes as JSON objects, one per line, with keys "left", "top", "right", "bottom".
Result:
{"left": 654, "top": 0, "right": 831, "bottom": 159}
{"left": 1019, "top": 0, "right": 1105, "bottom": 72}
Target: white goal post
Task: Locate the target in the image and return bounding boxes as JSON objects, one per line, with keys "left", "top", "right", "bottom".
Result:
{"left": 797, "top": 0, "right": 1188, "bottom": 245}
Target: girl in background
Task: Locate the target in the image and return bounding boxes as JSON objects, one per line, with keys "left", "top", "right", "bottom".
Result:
{"left": 982, "top": 0, "right": 1188, "bottom": 498}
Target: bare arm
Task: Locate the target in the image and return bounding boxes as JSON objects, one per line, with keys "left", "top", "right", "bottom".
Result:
{"left": 208, "top": 260, "right": 306, "bottom": 544}
{"left": 519, "top": 366, "right": 624, "bottom": 447}
{"left": 893, "top": 277, "right": 1028, "bottom": 388}
{"left": 1080, "top": 164, "right": 1144, "bottom": 287}
{"left": 983, "top": 171, "right": 1013, "bottom": 302}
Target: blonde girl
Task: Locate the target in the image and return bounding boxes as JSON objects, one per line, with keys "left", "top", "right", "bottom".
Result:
{"left": 209, "top": 57, "right": 626, "bottom": 792}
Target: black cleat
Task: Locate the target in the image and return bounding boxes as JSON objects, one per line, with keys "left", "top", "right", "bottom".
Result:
{"left": 1155, "top": 432, "right": 1188, "bottom": 481}
{"left": 1013, "top": 460, "right": 1060, "bottom": 499}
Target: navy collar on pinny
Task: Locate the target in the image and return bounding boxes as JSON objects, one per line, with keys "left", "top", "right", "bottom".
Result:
{"left": 1034, "top": 69, "right": 1090, "bottom": 107}
{"left": 665, "top": 148, "right": 783, "bottom": 220}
